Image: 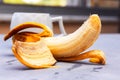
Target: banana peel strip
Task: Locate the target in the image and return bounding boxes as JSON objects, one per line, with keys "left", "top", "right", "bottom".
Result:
{"left": 4, "top": 22, "right": 53, "bottom": 41}
{"left": 57, "top": 50, "right": 106, "bottom": 64}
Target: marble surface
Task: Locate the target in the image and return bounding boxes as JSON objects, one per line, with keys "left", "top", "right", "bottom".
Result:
{"left": 0, "top": 34, "right": 120, "bottom": 80}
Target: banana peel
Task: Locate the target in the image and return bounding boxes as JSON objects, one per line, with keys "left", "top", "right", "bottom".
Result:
{"left": 5, "top": 22, "right": 56, "bottom": 68}
{"left": 12, "top": 39, "right": 56, "bottom": 68}
{"left": 4, "top": 14, "right": 106, "bottom": 69}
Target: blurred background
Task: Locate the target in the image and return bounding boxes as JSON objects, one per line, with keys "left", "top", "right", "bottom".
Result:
{"left": 0, "top": 0, "right": 119, "bottom": 34}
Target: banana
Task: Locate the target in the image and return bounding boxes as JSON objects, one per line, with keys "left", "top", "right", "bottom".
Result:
{"left": 4, "top": 14, "right": 106, "bottom": 68}
{"left": 43, "top": 14, "right": 101, "bottom": 58}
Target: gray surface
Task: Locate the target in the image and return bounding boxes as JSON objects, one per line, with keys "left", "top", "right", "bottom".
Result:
{"left": 0, "top": 34, "right": 120, "bottom": 80}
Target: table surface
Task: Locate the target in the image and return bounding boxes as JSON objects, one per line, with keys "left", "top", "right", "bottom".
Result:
{"left": 0, "top": 34, "right": 120, "bottom": 80}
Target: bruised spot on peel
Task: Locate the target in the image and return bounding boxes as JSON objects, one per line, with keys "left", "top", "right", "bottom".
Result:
{"left": 12, "top": 32, "right": 41, "bottom": 42}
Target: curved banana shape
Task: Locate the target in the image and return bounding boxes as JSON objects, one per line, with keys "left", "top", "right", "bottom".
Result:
{"left": 4, "top": 14, "right": 106, "bottom": 68}
{"left": 43, "top": 14, "right": 101, "bottom": 58}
